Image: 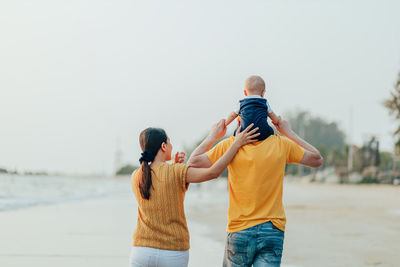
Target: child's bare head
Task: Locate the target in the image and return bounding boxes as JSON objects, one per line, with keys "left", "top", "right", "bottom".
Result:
{"left": 244, "top": 75, "right": 265, "bottom": 96}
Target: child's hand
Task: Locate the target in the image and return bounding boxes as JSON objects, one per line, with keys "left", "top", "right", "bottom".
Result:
{"left": 272, "top": 116, "right": 282, "bottom": 127}
{"left": 174, "top": 152, "right": 186, "bottom": 163}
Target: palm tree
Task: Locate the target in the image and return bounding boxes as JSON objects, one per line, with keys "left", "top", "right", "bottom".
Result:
{"left": 383, "top": 72, "right": 400, "bottom": 147}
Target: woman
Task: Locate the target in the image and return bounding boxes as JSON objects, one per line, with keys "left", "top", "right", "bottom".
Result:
{"left": 129, "top": 120, "right": 259, "bottom": 267}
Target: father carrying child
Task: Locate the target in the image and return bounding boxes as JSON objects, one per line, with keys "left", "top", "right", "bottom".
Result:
{"left": 189, "top": 75, "right": 323, "bottom": 266}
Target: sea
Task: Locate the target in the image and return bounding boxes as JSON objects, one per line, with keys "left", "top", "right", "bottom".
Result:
{"left": 0, "top": 174, "right": 130, "bottom": 211}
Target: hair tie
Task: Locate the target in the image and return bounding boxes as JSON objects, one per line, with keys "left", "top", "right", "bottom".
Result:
{"left": 139, "top": 150, "right": 155, "bottom": 164}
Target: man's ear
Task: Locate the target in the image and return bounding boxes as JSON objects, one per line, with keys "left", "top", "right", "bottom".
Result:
{"left": 244, "top": 90, "right": 248, "bottom": 96}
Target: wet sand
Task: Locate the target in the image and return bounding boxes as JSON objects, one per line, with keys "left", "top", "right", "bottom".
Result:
{"left": 0, "top": 179, "right": 399, "bottom": 267}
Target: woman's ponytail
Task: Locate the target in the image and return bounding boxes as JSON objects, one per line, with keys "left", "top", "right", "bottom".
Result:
{"left": 138, "top": 150, "right": 156, "bottom": 200}
{"left": 138, "top": 128, "right": 167, "bottom": 200}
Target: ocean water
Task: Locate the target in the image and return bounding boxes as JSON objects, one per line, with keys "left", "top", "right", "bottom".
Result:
{"left": 0, "top": 174, "right": 229, "bottom": 212}
{"left": 0, "top": 174, "right": 131, "bottom": 211}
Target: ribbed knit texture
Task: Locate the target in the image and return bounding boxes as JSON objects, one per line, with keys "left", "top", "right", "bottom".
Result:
{"left": 131, "top": 162, "right": 189, "bottom": 251}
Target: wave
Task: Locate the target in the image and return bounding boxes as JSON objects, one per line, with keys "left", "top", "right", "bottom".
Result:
{"left": 0, "top": 174, "right": 130, "bottom": 211}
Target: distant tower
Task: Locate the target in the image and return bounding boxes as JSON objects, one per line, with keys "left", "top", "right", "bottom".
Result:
{"left": 347, "top": 106, "right": 354, "bottom": 173}
{"left": 114, "top": 138, "right": 123, "bottom": 175}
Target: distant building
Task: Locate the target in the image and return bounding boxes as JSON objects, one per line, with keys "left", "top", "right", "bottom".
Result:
{"left": 361, "top": 137, "right": 380, "bottom": 168}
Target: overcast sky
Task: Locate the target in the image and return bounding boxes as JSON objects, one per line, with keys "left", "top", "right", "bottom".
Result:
{"left": 1, "top": 0, "right": 400, "bottom": 174}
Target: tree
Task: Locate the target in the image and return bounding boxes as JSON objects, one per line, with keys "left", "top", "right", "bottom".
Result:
{"left": 116, "top": 164, "right": 138, "bottom": 175}
{"left": 379, "top": 151, "right": 393, "bottom": 171}
{"left": 286, "top": 110, "right": 345, "bottom": 150}
{"left": 383, "top": 71, "right": 400, "bottom": 147}
{"left": 285, "top": 110, "right": 346, "bottom": 174}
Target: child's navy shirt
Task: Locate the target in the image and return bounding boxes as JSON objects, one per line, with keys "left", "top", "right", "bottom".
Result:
{"left": 234, "top": 95, "right": 274, "bottom": 141}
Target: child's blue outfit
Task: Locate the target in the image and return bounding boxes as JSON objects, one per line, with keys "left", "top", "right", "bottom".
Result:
{"left": 234, "top": 95, "right": 274, "bottom": 141}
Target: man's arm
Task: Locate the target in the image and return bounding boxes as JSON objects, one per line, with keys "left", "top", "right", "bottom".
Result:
{"left": 225, "top": 112, "right": 238, "bottom": 127}
{"left": 187, "top": 119, "right": 227, "bottom": 168}
{"left": 186, "top": 124, "right": 259, "bottom": 183}
{"left": 275, "top": 120, "right": 323, "bottom": 168}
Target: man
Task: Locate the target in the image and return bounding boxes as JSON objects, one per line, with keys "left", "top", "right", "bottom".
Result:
{"left": 188, "top": 119, "right": 323, "bottom": 267}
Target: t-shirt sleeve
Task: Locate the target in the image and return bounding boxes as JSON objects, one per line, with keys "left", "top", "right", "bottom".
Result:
{"left": 172, "top": 163, "right": 189, "bottom": 192}
{"left": 233, "top": 101, "right": 240, "bottom": 114}
{"left": 205, "top": 137, "right": 233, "bottom": 165}
{"left": 282, "top": 137, "right": 305, "bottom": 164}
{"left": 266, "top": 100, "right": 273, "bottom": 114}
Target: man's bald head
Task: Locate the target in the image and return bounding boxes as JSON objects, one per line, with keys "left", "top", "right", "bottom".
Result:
{"left": 245, "top": 75, "right": 266, "bottom": 95}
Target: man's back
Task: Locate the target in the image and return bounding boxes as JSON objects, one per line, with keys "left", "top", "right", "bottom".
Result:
{"left": 206, "top": 135, "right": 304, "bottom": 232}
{"left": 188, "top": 119, "right": 322, "bottom": 266}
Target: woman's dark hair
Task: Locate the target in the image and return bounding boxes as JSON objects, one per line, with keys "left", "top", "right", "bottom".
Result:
{"left": 138, "top": 127, "right": 167, "bottom": 200}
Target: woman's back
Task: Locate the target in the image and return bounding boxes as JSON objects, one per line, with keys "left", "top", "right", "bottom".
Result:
{"left": 131, "top": 162, "right": 189, "bottom": 251}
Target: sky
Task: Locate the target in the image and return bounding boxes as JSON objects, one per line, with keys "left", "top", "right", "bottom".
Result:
{"left": 1, "top": 0, "right": 400, "bottom": 174}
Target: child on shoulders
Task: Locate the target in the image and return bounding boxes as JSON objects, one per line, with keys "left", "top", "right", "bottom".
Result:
{"left": 225, "top": 75, "right": 281, "bottom": 141}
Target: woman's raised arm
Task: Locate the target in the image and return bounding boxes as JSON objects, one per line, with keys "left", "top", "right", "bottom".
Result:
{"left": 186, "top": 124, "right": 259, "bottom": 183}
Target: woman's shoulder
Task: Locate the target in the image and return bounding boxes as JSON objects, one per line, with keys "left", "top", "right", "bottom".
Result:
{"left": 132, "top": 167, "right": 140, "bottom": 176}
{"left": 131, "top": 167, "right": 141, "bottom": 182}
{"left": 169, "top": 162, "right": 189, "bottom": 167}
{"left": 157, "top": 162, "right": 189, "bottom": 171}
{"left": 156, "top": 162, "right": 189, "bottom": 179}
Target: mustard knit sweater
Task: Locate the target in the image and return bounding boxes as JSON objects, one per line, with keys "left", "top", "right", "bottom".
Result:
{"left": 131, "top": 162, "right": 190, "bottom": 250}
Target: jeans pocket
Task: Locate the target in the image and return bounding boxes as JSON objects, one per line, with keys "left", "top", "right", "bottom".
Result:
{"left": 226, "top": 233, "right": 249, "bottom": 265}
{"left": 258, "top": 235, "right": 284, "bottom": 265}
{"left": 273, "top": 247, "right": 282, "bottom": 257}
{"left": 257, "top": 246, "right": 283, "bottom": 265}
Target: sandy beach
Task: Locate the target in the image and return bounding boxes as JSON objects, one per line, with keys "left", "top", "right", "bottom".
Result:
{"left": 0, "top": 178, "right": 399, "bottom": 267}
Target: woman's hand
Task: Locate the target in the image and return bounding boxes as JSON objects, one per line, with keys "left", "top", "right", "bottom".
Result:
{"left": 233, "top": 123, "right": 260, "bottom": 147}
{"left": 173, "top": 152, "right": 186, "bottom": 163}
{"left": 186, "top": 123, "right": 260, "bottom": 184}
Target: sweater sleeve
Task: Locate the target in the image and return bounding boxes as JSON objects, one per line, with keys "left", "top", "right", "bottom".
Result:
{"left": 172, "top": 163, "right": 189, "bottom": 192}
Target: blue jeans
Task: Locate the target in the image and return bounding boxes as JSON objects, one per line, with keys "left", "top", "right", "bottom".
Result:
{"left": 223, "top": 221, "right": 284, "bottom": 267}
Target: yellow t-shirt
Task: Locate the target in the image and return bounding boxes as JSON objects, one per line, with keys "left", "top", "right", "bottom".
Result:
{"left": 131, "top": 162, "right": 190, "bottom": 250}
{"left": 206, "top": 135, "right": 304, "bottom": 232}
